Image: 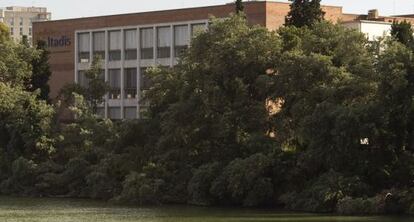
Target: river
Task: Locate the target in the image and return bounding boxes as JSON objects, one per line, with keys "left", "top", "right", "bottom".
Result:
{"left": 0, "top": 196, "right": 413, "bottom": 222}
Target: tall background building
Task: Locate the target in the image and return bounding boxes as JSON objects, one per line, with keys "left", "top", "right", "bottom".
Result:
{"left": 0, "top": 6, "right": 51, "bottom": 43}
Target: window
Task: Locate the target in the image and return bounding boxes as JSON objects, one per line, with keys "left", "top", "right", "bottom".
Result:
{"left": 140, "top": 68, "right": 152, "bottom": 92}
{"left": 28, "top": 27, "right": 32, "bottom": 36}
{"left": 108, "top": 69, "right": 121, "bottom": 99}
{"left": 19, "top": 17, "right": 23, "bottom": 26}
{"left": 9, "top": 18, "right": 14, "bottom": 26}
{"left": 78, "top": 33, "right": 90, "bottom": 63}
{"left": 191, "top": 23, "right": 206, "bottom": 37}
{"left": 124, "top": 68, "right": 137, "bottom": 99}
{"left": 174, "top": 25, "right": 189, "bottom": 57}
{"left": 93, "top": 32, "right": 105, "bottom": 60}
{"left": 96, "top": 107, "right": 105, "bottom": 118}
{"left": 109, "top": 31, "right": 121, "bottom": 61}
{"left": 78, "top": 71, "right": 89, "bottom": 88}
{"left": 10, "top": 27, "right": 13, "bottom": 35}
{"left": 125, "top": 29, "right": 137, "bottom": 60}
{"left": 108, "top": 107, "right": 121, "bottom": 119}
{"left": 140, "top": 28, "right": 153, "bottom": 59}
{"left": 19, "top": 27, "right": 23, "bottom": 36}
{"left": 157, "top": 26, "right": 171, "bottom": 58}
{"left": 124, "top": 107, "right": 137, "bottom": 119}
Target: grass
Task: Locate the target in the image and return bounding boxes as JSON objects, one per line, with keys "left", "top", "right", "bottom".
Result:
{"left": 0, "top": 196, "right": 413, "bottom": 222}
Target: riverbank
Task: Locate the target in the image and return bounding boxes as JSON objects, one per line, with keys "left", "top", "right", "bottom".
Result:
{"left": 0, "top": 196, "right": 414, "bottom": 222}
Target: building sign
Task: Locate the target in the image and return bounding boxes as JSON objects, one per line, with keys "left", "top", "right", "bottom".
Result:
{"left": 47, "top": 36, "right": 71, "bottom": 48}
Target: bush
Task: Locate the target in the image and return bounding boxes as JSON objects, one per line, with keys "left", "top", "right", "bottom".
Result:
{"left": 0, "top": 157, "right": 38, "bottom": 195}
{"left": 116, "top": 171, "right": 165, "bottom": 205}
{"left": 60, "top": 157, "right": 91, "bottom": 197}
{"left": 280, "top": 170, "right": 370, "bottom": 213}
{"left": 187, "top": 162, "right": 221, "bottom": 206}
{"left": 337, "top": 196, "right": 384, "bottom": 215}
{"left": 210, "top": 153, "right": 274, "bottom": 206}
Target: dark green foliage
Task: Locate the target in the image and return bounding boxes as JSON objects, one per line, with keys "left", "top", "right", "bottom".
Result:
{"left": 391, "top": 20, "right": 414, "bottom": 49}
{"left": 116, "top": 171, "right": 165, "bottom": 205}
{"left": 235, "top": 0, "right": 244, "bottom": 14}
{"left": 285, "top": 0, "right": 325, "bottom": 27}
{"left": 188, "top": 162, "right": 221, "bottom": 206}
{"left": 0, "top": 157, "right": 38, "bottom": 195}
{"left": 210, "top": 153, "right": 274, "bottom": 206}
{"left": 337, "top": 196, "right": 384, "bottom": 215}
{"left": 31, "top": 40, "right": 52, "bottom": 101}
{"left": 280, "top": 171, "right": 371, "bottom": 212}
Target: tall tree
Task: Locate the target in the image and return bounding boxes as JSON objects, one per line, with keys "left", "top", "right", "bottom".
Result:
{"left": 83, "top": 56, "right": 109, "bottom": 113}
{"left": 235, "top": 0, "right": 244, "bottom": 14}
{"left": 391, "top": 20, "right": 414, "bottom": 49}
{"left": 285, "top": 0, "right": 325, "bottom": 27}
{"left": 0, "top": 22, "right": 10, "bottom": 42}
{"left": 31, "top": 40, "right": 52, "bottom": 101}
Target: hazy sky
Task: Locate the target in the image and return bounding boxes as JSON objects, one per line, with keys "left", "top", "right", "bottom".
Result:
{"left": 1, "top": 0, "right": 414, "bottom": 20}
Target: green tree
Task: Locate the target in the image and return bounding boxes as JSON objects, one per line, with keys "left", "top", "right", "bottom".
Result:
{"left": 235, "top": 0, "right": 244, "bottom": 14}
{"left": 84, "top": 57, "right": 109, "bottom": 113}
{"left": 60, "top": 56, "right": 108, "bottom": 113}
{"left": 0, "top": 22, "right": 9, "bottom": 42}
{"left": 391, "top": 20, "right": 414, "bottom": 49}
{"left": 285, "top": 0, "right": 325, "bottom": 27}
{"left": 273, "top": 22, "right": 377, "bottom": 175}
{"left": 31, "top": 40, "right": 52, "bottom": 101}
{"left": 0, "top": 82, "right": 54, "bottom": 159}
{"left": 146, "top": 14, "right": 281, "bottom": 165}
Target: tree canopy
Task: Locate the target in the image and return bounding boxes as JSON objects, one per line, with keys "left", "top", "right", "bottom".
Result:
{"left": 285, "top": 0, "right": 325, "bottom": 27}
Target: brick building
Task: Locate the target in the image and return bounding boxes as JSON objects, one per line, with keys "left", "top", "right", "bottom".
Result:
{"left": 32, "top": 1, "right": 414, "bottom": 119}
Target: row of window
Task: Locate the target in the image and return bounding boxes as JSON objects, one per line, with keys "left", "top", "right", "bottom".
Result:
{"left": 8, "top": 17, "right": 24, "bottom": 26}
{"left": 78, "top": 67, "right": 152, "bottom": 100}
{"left": 78, "top": 23, "right": 206, "bottom": 63}
{"left": 96, "top": 106, "right": 141, "bottom": 120}
{"left": 10, "top": 27, "right": 32, "bottom": 36}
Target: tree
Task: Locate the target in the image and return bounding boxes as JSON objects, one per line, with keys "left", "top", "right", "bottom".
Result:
{"left": 0, "top": 82, "right": 54, "bottom": 159}
{"left": 285, "top": 0, "right": 325, "bottom": 27}
{"left": 20, "top": 35, "right": 30, "bottom": 47}
{"left": 83, "top": 56, "right": 109, "bottom": 113}
{"left": 274, "top": 22, "right": 377, "bottom": 175}
{"left": 0, "top": 37, "right": 37, "bottom": 87}
{"left": 235, "top": 0, "right": 244, "bottom": 14}
{"left": 146, "top": 14, "right": 281, "bottom": 165}
{"left": 31, "top": 40, "right": 52, "bottom": 101}
{"left": 0, "top": 22, "right": 9, "bottom": 42}
{"left": 391, "top": 20, "right": 414, "bottom": 49}
{"left": 60, "top": 56, "right": 109, "bottom": 113}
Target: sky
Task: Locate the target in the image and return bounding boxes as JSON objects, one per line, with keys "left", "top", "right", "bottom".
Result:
{"left": 1, "top": 0, "right": 414, "bottom": 20}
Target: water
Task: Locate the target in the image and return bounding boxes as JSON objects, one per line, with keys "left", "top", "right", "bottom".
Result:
{"left": 0, "top": 196, "right": 412, "bottom": 222}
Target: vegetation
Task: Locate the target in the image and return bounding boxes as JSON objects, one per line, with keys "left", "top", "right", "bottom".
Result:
{"left": 1, "top": 5, "right": 414, "bottom": 216}
{"left": 285, "top": 0, "right": 325, "bottom": 27}
{"left": 391, "top": 20, "right": 414, "bottom": 49}
{"left": 31, "top": 40, "right": 52, "bottom": 101}
{"left": 235, "top": 0, "right": 244, "bottom": 14}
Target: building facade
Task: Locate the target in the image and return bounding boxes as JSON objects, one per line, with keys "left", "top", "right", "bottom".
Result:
{"left": 0, "top": 6, "right": 51, "bottom": 43}
{"left": 32, "top": 1, "right": 414, "bottom": 120}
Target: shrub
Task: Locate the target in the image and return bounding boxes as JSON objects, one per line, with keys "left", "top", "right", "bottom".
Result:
{"left": 210, "top": 153, "right": 274, "bottom": 206}
{"left": 116, "top": 171, "right": 165, "bottom": 205}
{"left": 187, "top": 162, "right": 221, "bottom": 206}
{"left": 337, "top": 196, "right": 384, "bottom": 215}
{"left": 280, "top": 170, "right": 370, "bottom": 213}
{"left": 0, "top": 157, "right": 38, "bottom": 195}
